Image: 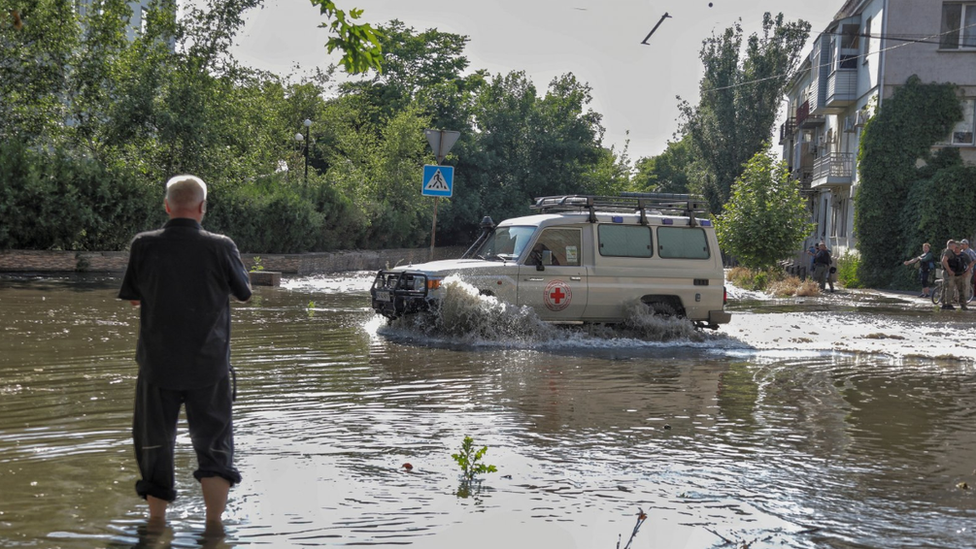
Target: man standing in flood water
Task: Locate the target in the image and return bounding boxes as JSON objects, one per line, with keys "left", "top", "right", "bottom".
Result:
{"left": 119, "top": 175, "right": 251, "bottom": 532}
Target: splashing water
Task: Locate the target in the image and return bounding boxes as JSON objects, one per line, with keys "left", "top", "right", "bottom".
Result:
{"left": 384, "top": 275, "right": 712, "bottom": 346}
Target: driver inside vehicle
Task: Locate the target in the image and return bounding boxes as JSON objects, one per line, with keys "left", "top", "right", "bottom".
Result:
{"left": 528, "top": 242, "right": 560, "bottom": 266}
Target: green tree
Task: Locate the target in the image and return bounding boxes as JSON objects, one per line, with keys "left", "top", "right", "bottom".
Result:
{"left": 632, "top": 136, "right": 696, "bottom": 194}
{"left": 715, "top": 149, "right": 814, "bottom": 269}
{"left": 855, "top": 76, "right": 965, "bottom": 287}
{"left": 679, "top": 13, "right": 810, "bottom": 213}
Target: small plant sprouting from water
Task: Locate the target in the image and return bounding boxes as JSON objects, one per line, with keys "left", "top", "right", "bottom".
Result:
{"left": 451, "top": 435, "right": 497, "bottom": 482}
{"left": 616, "top": 507, "right": 647, "bottom": 549}
{"left": 251, "top": 256, "right": 265, "bottom": 271}
{"left": 307, "top": 300, "right": 315, "bottom": 317}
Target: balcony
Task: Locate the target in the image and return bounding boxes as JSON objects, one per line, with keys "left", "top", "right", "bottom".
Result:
{"left": 792, "top": 168, "right": 813, "bottom": 192}
{"left": 779, "top": 118, "right": 796, "bottom": 144}
{"left": 823, "top": 55, "right": 858, "bottom": 112}
{"left": 812, "top": 152, "right": 854, "bottom": 187}
{"left": 795, "top": 100, "right": 825, "bottom": 128}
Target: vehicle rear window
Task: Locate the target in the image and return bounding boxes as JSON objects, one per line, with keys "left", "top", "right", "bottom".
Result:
{"left": 598, "top": 225, "right": 652, "bottom": 257}
{"left": 657, "top": 227, "right": 710, "bottom": 259}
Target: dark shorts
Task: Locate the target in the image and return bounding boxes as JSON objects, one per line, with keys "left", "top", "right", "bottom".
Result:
{"left": 132, "top": 373, "right": 241, "bottom": 502}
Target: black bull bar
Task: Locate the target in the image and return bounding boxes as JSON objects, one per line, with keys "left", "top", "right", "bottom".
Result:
{"left": 370, "top": 270, "right": 432, "bottom": 319}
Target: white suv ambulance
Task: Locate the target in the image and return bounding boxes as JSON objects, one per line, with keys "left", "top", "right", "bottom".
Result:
{"left": 370, "top": 194, "right": 731, "bottom": 329}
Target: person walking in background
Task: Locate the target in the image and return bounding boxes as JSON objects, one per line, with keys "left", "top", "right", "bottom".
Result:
{"left": 903, "top": 242, "right": 935, "bottom": 298}
{"left": 118, "top": 175, "right": 252, "bottom": 533}
{"left": 813, "top": 242, "right": 833, "bottom": 292}
{"left": 940, "top": 240, "right": 968, "bottom": 310}
{"left": 960, "top": 239, "right": 976, "bottom": 300}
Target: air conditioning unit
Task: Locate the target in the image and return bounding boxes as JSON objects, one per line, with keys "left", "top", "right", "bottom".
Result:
{"left": 844, "top": 116, "right": 855, "bottom": 133}
{"left": 855, "top": 110, "right": 868, "bottom": 127}
{"left": 808, "top": 142, "right": 818, "bottom": 154}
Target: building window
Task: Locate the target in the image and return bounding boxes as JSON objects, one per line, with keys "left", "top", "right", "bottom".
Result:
{"left": 839, "top": 23, "right": 859, "bottom": 68}
{"left": 941, "top": 3, "right": 976, "bottom": 49}
{"left": 944, "top": 98, "right": 976, "bottom": 145}
{"left": 863, "top": 16, "right": 872, "bottom": 62}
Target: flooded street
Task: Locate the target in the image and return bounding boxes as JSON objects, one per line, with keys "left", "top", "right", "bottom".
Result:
{"left": 2, "top": 274, "right": 976, "bottom": 548}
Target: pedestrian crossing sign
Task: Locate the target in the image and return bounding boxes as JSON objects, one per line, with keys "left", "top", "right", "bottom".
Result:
{"left": 422, "top": 165, "right": 454, "bottom": 197}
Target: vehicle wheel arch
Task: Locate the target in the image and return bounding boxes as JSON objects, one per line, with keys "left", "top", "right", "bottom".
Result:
{"left": 640, "top": 295, "right": 685, "bottom": 317}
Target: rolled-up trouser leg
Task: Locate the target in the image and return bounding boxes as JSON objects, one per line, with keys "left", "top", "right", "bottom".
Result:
{"left": 133, "top": 373, "right": 182, "bottom": 502}
{"left": 185, "top": 374, "right": 242, "bottom": 486}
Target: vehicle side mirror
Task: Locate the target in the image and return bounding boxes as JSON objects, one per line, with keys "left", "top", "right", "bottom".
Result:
{"left": 531, "top": 249, "right": 545, "bottom": 271}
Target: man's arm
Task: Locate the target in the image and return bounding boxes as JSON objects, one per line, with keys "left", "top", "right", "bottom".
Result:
{"left": 119, "top": 240, "right": 143, "bottom": 304}
{"left": 225, "top": 240, "right": 253, "bottom": 302}
{"left": 942, "top": 253, "right": 954, "bottom": 275}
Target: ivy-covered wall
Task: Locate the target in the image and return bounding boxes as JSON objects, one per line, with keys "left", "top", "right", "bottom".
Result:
{"left": 855, "top": 75, "right": 976, "bottom": 288}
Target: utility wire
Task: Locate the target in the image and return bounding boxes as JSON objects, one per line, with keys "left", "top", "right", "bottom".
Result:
{"left": 699, "top": 22, "right": 976, "bottom": 94}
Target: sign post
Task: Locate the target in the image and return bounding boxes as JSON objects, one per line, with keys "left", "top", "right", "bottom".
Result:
{"left": 424, "top": 129, "right": 460, "bottom": 260}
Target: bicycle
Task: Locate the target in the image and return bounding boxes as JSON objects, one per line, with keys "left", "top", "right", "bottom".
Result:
{"left": 930, "top": 268, "right": 975, "bottom": 305}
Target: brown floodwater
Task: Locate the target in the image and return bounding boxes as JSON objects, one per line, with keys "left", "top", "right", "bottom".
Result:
{"left": 2, "top": 273, "right": 976, "bottom": 548}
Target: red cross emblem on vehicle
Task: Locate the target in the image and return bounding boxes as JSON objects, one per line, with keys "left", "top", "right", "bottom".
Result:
{"left": 544, "top": 279, "right": 572, "bottom": 311}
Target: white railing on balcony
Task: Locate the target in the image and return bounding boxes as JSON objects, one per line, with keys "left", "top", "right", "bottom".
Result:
{"left": 813, "top": 152, "right": 854, "bottom": 181}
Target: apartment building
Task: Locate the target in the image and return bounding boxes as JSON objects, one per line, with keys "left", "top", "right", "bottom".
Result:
{"left": 780, "top": 0, "right": 976, "bottom": 259}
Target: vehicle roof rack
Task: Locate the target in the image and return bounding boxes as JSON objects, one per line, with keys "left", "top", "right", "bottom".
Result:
{"left": 530, "top": 193, "right": 710, "bottom": 226}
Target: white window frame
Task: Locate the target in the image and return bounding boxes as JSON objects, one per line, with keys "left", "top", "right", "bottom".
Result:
{"left": 941, "top": 3, "right": 976, "bottom": 49}
{"left": 940, "top": 98, "right": 976, "bottom": 146}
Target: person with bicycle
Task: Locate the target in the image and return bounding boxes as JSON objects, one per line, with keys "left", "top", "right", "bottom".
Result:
{"left": 940, "top": 240, "right": 969, "bottom": 310}
{"left": 903, "top": 242, "right": 934, "bottom": 298}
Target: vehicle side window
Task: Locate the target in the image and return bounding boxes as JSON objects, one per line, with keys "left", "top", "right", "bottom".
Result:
{"left": 526, "top": 228, "right": 581, "bottom": 266}
{"left": 657, "top": 227, "right": 710, "bottom": 259}
{"left": 598, "top": 225, "right": 652, "bottom": 257}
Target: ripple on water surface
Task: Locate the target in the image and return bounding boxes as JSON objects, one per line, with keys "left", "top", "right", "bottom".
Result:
{"left": 2, "top": 274, "right": 976, "bottom": 548}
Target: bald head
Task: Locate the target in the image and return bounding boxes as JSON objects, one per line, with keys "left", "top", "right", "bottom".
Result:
{"left": 164, "top": 175, "right": 207, "bottom": 220}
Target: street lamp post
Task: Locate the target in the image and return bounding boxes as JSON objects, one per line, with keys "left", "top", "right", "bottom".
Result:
{"left": 294, "top": 118, "right": 312, "bottom": 185}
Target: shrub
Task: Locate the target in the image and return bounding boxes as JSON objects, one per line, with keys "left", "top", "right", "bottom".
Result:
{"left": 726, "top": 266, "right": 787, "bottom": 292}
{"left": 0, "top": 140, "right": 158, "bottom": 250}
{"left": 836, "top": 251, "right": 863, "bottom": 289}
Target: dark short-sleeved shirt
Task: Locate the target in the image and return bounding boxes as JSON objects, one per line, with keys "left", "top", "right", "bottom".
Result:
{"left": 119, "top": 218, "right": 252, "bottom": 390}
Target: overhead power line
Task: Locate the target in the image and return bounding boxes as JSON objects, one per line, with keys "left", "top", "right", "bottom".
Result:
{"left": 698, "top": 22, "right": 976, "bottom": 94}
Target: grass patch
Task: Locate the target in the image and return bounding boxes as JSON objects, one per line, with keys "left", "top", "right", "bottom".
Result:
{"left": 729, "top": 267, "right": 822, "bottom": 296}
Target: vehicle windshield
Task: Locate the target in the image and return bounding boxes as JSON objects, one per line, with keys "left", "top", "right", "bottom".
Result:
{"left": 473, "top": 226, "right": 536, "bottom": 261}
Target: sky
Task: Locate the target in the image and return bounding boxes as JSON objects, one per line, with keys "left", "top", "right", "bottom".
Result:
{"left": 229, "top": 0, "right": 841, "bottom": 161}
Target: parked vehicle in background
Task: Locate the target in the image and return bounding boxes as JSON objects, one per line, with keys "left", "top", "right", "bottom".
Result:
{"left": 370, "top": 194, "right": 731, "bottom": 329}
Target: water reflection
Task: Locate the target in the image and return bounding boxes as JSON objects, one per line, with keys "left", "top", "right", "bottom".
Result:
{"left": 1, "top": 274, "right": 976, "bottom": 548}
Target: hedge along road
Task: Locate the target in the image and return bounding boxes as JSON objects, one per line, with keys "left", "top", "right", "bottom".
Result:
{"left": 0, "top": 272, "right": 974, "bottom": 549}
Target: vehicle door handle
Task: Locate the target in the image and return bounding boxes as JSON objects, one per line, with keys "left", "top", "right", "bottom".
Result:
{"left": 526, "top": 277, "right": 544, "bottom": 281}
{"left": 570, "top": 276, "right": 581, "bottom": 281}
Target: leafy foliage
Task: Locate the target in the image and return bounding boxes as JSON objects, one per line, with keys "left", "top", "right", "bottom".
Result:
{"left": 0, "top": 140, "right": 159, "bottom": 250}
{"left": 715, "top": 149, "right": 814, "bottom": 269}
{"left": 451, "top": 435, "right": 497, "bottom": 482}
{"left": 1, "top": 3, "right": 632, "bottom": 252}
{"left": 679, "top": 13, "right": 810, "bottom": 213}
{"left": 855, "top": 76, "right": 973, "bottom": 287}
{"left": 310, "top": 0, "right": 383, "bottom": 74}
{"left": 835, "top": 251, "right": 863, "bottom": 289}
{"left": 632, "top": 136, "right": 695, "bottom": 194}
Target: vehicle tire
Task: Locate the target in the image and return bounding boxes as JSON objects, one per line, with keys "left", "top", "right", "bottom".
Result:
{"left": 931, "top": 283, "right": 942, "bottom": 305}
{"left": 649, "top": 302, "right": 677, "bottom": 317}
